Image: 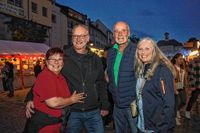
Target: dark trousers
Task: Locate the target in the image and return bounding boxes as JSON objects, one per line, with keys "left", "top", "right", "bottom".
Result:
{"left": 2, "top": 78, "right": 8, "bottom": 91}
{"left": 6, "top": 78, "right": 14, "bottom": 95}
{"left": 177, "top": 89, "right": 186, "bottom": 110}
{"left": 186, "top": 89, "right": 200, "bottom": 111}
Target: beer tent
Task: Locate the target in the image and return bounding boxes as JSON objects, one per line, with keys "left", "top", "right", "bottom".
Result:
{"left": 0, "top": 40, "right": 49, "bottom": 88}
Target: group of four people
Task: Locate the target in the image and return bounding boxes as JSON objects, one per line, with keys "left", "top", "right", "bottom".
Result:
{"left": 24, "top": 21, "right": 176, "bottom": 133}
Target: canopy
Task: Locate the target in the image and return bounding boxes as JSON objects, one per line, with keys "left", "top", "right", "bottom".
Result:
{"left": 0, "top": 40, "right": 49, "bottom": 55}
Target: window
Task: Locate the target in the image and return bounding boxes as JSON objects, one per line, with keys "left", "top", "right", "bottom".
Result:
{"left": 31, "top": 2, "right": 37, "bottom": 13}
{"left": 7, "top": 0, "right": 22, "bottom": 7}
{"left": 42, "top": 7, "right": 47, "bottom": 17}
{"left": 52, "top": 14, "right": 56, "bottom": 23}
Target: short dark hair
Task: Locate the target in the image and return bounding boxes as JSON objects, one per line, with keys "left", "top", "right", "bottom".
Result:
{"left": 45, "top": 47, "right": 64, "bottom": 60}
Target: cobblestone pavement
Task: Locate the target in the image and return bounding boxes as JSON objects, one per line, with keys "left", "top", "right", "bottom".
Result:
{"left": 0, "top": 89, "right": 200, "bottom": 133}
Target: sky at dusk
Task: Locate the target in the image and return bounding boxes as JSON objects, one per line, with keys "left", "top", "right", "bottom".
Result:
{"left": 57, "top": 0, "right": 200, "bottom": 43}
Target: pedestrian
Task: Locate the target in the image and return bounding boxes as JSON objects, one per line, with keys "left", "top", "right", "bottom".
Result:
{"left": 1, "top": 62, "right": 9, "bottom": 91}
{"left": 25, "top": 24, "right": 110, "bottom": 133}
{"left": 106, "top": 21, "right": 137, "bottom": 133}
{"left": 0, "top": 63, "right": 3, "bottom": 91}
{"left": 6, "top": 61, "right": 14, "bottom": 97}
{"left": 185, "top": 56, "right": 200, "bottom": 119}
{"left": 23, "top": 47, "right": 85, "bottom": 133}
{"left": 34, "top": 60, "right": 42, "bottom": 78}
{"left": 134, "top": 37, "right": 176, "bottom": 133}
{"left": 171, "top": 53, "right": 187, "bottom": 125}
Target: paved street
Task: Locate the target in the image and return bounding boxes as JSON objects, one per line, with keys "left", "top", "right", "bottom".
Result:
{"left": 0, "top": 88, "right": 200, "bottom": 133}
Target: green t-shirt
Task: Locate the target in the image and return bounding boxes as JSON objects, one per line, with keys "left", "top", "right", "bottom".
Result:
{"left": 113, "top": 44, "right": 123, "bottom": 86}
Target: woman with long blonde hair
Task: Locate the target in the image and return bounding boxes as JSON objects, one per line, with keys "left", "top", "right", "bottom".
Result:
{"left": 134, "top": 37, "right": 176, "bottom": 133}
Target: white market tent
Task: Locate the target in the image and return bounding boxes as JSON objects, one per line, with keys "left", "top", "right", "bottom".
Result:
{"left": 0, "top": 40, "right": 50, "bottom": 88}
{"left": 0, "top": 40, "right": 49, "bottom": 55}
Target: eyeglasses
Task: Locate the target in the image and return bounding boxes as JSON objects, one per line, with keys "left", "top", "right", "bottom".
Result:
{"left": 48, "top": 58, "right": 63, "bottom": 62}
{"left": 72, "top": 34, "right": 88, "bottom": 39}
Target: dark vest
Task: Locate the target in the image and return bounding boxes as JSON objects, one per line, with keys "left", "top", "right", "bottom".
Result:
{"left": 107, "top": 44, "right": 137, "bottom": 108}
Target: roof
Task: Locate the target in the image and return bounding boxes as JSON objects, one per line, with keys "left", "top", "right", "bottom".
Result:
{"left": 0, "top": 40, "right": 50, "bottom": 55}
{"left": 157, "top": 39, "right": 183, "bottom": 47}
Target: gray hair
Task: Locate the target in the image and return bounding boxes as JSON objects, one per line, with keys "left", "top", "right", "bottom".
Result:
{"left": 72, "top": 24, "right": 89, "bottom": 35}
{"left": 134, "top": 37, "right": 175, "bottom": 80}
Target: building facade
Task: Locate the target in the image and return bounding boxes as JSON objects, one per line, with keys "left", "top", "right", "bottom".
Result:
{"left": 0, "top": 0, "right": 53, "bottom": 45}
{"left": 0, "top": 0, "right": 113, "bottom": 50}
{"left": 49, "top": 3, "right": 68, "bottom": 48}
{"left": 56, "top": 4, "right": 87, "bottom": 47}
{"left": 157, "top": 32, "right": 183, "bottom": 58}
{"left": 89, "top": 19, "right": 113, "bottom": 49}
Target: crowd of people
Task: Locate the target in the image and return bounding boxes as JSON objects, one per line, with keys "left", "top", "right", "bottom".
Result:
{"left": 0, "top": 21, "right": 199, "bottom": 133}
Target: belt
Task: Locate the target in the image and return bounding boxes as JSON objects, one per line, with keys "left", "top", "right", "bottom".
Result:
{"left": 71, "top": 107, "right": 98, "bottom": 112}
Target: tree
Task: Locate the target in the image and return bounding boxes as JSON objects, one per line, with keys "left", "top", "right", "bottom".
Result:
{"left": 6, "top": 17, "right": 48, "bottom": 43}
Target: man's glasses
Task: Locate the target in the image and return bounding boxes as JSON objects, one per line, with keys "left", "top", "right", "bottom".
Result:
{"left": 72, "top": 34, "right": 88, "bottom": 39}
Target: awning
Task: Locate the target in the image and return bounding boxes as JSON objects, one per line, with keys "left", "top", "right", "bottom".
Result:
{"left": 0, "top": 40, "right": 49, "bottom": 55}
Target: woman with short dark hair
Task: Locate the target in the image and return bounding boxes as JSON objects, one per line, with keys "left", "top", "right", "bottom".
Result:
{"left": 23, "top": 47, "right": 85, "bottom": 133}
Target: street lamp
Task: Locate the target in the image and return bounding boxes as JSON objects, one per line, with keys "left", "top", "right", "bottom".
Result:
{"left": 90, "top": 43, "right": 94, "bottom": 47}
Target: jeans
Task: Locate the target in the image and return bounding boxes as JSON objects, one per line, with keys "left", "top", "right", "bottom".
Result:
{"left": 66, "top": 109, "right": 104, "bottom": 133}
{"left": 113, "top": 105, "right": 137, "bottom": 133}
{"left": 177, "top": 89, "right": 186, "bottom": 110}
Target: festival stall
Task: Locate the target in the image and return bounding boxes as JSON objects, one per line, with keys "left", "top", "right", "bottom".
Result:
{"left": 0, "top": 40, "right": 49, "bottom": 89}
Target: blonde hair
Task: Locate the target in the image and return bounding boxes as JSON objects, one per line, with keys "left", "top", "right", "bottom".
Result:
{"left": 134, "top": 37, "right": 176, "bottom": 80}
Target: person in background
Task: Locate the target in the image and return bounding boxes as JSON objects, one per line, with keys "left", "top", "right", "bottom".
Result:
{"left": 101, "top": 49, "right": 114, "bottom": 127}
{"left": 171, "top": 53, "right": 187, "bottom": 125}
{"left": 34, "top": 60, "right": 42, "bottom": 78}
{"left": 6, "top": 61, "right": 14, "bottom": 97}
{"left": 23, "top": 47, "right": 85, "bottom": 133}
{"left": 0, "top": 63, "right": 3, "bottom": 91}
{"left": 134, "top": 37, "right": 176, "bottom": 133}
{"left": 1, "top": 62, "right": 9, "bottom": 91}
{"left": 185, "top": 56, "right": 200, "bottom": 119}
{"left": 107, "top": 21, "right": 137, "bottom": 133}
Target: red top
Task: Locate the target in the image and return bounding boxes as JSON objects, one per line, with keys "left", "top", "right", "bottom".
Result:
{"left": 33, "top": 67, "right": 71, "bottom": 118}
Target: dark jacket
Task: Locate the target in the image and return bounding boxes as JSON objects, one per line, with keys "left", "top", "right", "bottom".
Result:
{"left": 62, "top": 47, "right": 109, "bottom": 111}
{"left": 23, "top": 109, "right": 61, "bottom": 133}
{"left": 142, "top": 64, "right": 175, "bottom": 132}
{"left": 34, "top": 64, "right": 42, "bottom": 77}
{"left": 107, "top": 43, "right": 137, "bottom": 108}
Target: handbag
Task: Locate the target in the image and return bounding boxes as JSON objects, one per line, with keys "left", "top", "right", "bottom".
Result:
{"left": 130, "top": 78, "right": 146, "bottom": 118}
{"left": 130, "top": 100, "right": 138, "bottom": 117}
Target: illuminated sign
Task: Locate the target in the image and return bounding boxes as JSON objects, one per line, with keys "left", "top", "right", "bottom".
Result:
{"left": 0, "top": 1, "right": 24, "bottom": 17}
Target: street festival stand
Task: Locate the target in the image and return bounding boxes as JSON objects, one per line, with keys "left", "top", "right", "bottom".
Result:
{"left": 0, "top": 40, "right": 49, "bottom": 89}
